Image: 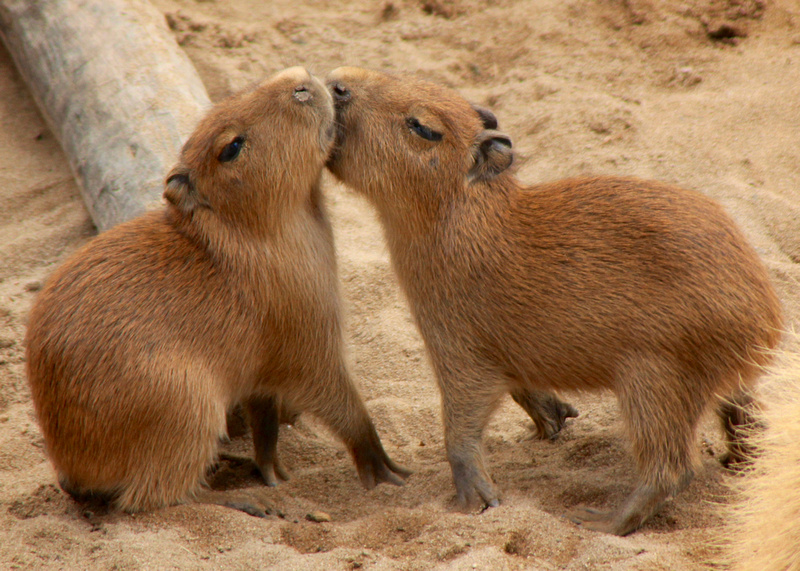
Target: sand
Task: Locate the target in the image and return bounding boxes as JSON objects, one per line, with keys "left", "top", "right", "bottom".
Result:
{"left": 2, "top": 0, "right": 800, "bottom": 569}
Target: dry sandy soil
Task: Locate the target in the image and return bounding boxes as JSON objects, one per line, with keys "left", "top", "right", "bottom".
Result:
{"left": 2, "top": 0, "right": 800, "bottom": 569}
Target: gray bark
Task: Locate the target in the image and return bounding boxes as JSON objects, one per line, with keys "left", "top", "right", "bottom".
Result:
{"left": 0, "top": 0, "right": 210, "bottom": 231}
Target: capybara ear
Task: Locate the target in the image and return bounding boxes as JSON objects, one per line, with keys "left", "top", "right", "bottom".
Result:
{"left": 471, "top": 104, "right": 498, "bottom": 130}
{"left": 163, "top": 165, "right": 199, "bottom": 214}
{"left": 469, "top": 130, "right": 513, "bottom": 183}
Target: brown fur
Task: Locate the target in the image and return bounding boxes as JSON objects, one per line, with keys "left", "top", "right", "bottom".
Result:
{"left": 25, "top": 67, "right": 407, "bottom": 513}
{"left": 326, "top": 67, "right": 783, "bottom": 535}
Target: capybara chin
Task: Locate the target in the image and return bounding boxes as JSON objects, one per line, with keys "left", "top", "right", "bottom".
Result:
{"left": 326, "top": 66, "right": 782, "bottom": 536}
{"left": 25, "top": 66, "right": 408, "bottom": 514}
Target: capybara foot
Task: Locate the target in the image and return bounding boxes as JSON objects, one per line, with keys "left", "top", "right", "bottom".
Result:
{"left": 511, "top": 389, "right": 578, "bottom": 440}
{"left": 569, "top": 480, "right": 678, "bottom": 536}
{"left": 450, "top": 456, "right": 500, "bottom": 511}
{"left": 224, "top": 501, "right": 270, "bottom": 518}
{"left": 718, "top": 396, "right": 761, "bottom": 472}
{"left": 210, "top": 453, "right": 289, "bottom": 487}
{"left": 221, "top": 452, "right": 291, "bottom": 486}
{"left": 196, "top": 489, "right": 273, "bottom": 518}
{"left": 351, "top": 436, "right": 410, "bottom": 489}
{"left": 568, "top": 506, "right": 624, "bottom": 534}
{"left": 455, "top": 478, "right": 500, "bottom": 512}
{"left": 257, "top": 456, "right": 290, "bottom": 487}
{"left": 247, "top": 397, "right": 291, "bottom": 486}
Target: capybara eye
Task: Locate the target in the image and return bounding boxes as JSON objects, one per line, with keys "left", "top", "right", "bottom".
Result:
{"left": 218, "top": 136, "right": 244, "bottom": 163}
{"left": 294, "top": 85, "right": 312, "bottom": 103}
{"left": 406, "top": 117, "right": 443, "bottom": 142}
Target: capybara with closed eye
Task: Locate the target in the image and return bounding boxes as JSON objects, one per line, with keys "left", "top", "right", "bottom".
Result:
{"left": 325, "top": 66, "right": 782, "bottom": 535}
{"left": 25, "top": 67, "right": 408, "bottom": 514}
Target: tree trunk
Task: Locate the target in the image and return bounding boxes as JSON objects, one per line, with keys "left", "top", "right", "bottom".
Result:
{"left": 0, "top": 0, "right": 210, "bottom": 231}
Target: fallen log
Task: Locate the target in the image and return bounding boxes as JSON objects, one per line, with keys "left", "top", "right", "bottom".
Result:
{"left": 0, "top": 0, "right": 210, "bottom": 231}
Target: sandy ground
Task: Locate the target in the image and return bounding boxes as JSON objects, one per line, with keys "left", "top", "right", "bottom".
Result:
{"left": 2, "top": 0, "right": 800, "bottom": 569}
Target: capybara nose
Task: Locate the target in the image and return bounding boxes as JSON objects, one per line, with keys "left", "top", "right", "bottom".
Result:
{"left": 330, "top": 82, "right": 351, "bottom": 105}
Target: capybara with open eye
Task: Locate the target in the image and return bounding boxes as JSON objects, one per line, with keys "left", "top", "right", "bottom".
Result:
{"left": 325, "top": 66, "right": 782, "bottom": 536}
{"left": 25, "top": 67, "right": 408, "bottom": 514}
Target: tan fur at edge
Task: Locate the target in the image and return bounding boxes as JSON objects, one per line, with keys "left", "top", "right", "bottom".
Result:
{"left": 725, "top": 349, "right": 800, "bottom": 571}
{"left": 326, "top": 66, "right": 783, "bottom": 535}
{"left": 25, "top": 67, "right": 405, "bottom": 513}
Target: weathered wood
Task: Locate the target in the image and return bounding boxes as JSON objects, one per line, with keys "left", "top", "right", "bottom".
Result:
{"left": 0, "top": 0, "right": 210, "bottom": 231}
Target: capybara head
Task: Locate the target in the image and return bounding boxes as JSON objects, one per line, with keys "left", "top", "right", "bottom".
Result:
{"left": 165, "top": 66, "right": 335, "bottom": 234}
{"left": 326, "top": 67, "right": 513, "bottom": 210}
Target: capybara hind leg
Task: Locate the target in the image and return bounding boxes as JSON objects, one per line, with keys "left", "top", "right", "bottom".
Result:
{"left": 572, "top": 355, "right": 702, "bottom": 534}
{"left": 297, "top": 368, "right": 410, "bottom": 489}
{"left": 718, "top": 389, "right": 762, "bottom": 470}
{"left": 510, "top": 388, "right": 578, "bottom": 440}
{"left": 569, "top": 474, "right": 692, "bottom": 536}
{"left": 247, "top": 397, "right": 290, "bottom": 486}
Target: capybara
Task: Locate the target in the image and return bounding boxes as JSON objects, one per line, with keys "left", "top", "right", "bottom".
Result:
{"left": 25, "top": 67, "right": 407, "bottom": 513}
{"left": 325, "top": 66, "right": 782, "bottom": 535}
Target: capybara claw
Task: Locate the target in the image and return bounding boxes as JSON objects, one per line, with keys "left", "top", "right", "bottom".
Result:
{"left": 353, "top": 439, "right": 409, "bottom": 490}
{"left": 455, "top": 480, "right": 500, "bottom": 513}
{"left": 357, "top": 459, "right": 409, "bottom": 489}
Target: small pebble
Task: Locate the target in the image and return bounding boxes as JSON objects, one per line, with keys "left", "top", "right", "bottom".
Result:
{"left": 306, "top": 511, "right": 332, "bottom": 523}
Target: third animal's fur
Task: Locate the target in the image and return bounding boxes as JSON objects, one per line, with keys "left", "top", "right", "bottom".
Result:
{"left": 326, "top": 66, "right": 783, "bottom": 536}
{"left": 724, "top": 350, "right": 800, "bottom": 571}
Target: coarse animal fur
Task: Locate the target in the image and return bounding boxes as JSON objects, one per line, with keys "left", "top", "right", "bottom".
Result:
{"left": 724, "top": 349, "right": 800, "bottom": 570}
{"left": 25, "top": 67, "right": 407, "bottom": 514}
{"left": 325, "top": 66, "right": 782, "bottom": 535}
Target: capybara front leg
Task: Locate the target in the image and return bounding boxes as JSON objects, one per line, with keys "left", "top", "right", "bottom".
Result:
{"left": 299, "top": 368, "right": 410, "bottom": 489}
{"left": 440, "top": 373, "right": 505, "bottom": 511}
{"left": 447, "top": 439, "right": 499, "bottom": 511}
{"left": 247, "top": 397, "right": 289, "bottom": 486}
{"left": 510, "top": 388, "right": 578, "bottom": 440}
